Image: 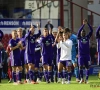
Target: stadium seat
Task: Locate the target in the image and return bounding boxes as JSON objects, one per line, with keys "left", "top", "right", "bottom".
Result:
{"left": 4, "top": 34, "right": 9, "bottom": 39}
{"left": 8, "top": 34, "right": 12, "bottom": 39}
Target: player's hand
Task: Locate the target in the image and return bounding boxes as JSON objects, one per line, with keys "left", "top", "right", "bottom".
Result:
{"left": 76, "top": 54, "right": 78, "bottom": 58}
{"left": 83, "top": 19, "right": 88, "bottom": 25}
{"left": 40, "top": 57, "right": 42, "bottom": 62}
{"left": 73, "top": 63, "right": 77, "bottom": 67}
{"left": 49, "top": 28, "right": 52, "bottom": 34}
{"left": 52, "top": 43, "right": 56, "bottom": 47}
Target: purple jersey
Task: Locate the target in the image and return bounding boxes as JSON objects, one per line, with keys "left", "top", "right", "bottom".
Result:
{"left": 18, "top": 37, "right": 26, "bottom": 65}
{"left": 0, "top": 50, "right": 2, "bottom": 63}
{"left": 9, "top": 38, "right": 21, "bottom": 60}
{"left": 24, "top": 30, "right": 41, "bottom": 55}
{"left": 96, "top": 26, "right": 100, "bottom": 65}
{"left": 35, "top": 41, "right": 41, "bottom": 59}
{"left": 40, "top": 35, "right": 53, "bottom": 55}
{"left": 77, "top": 23, "right": 93, "bottom": 56}
{"left": 9, "top": 38, "right": 21, "bottom": 66}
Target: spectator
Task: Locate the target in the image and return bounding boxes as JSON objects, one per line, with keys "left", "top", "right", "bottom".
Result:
{"left": 0, "top": 43, "right": 8, "bottom": 79}
{"left": 22, "top": 27, "right": 27, "bottom": 37}
{"left": 90, "top": 44, "right": 97, "bottom": 65}
{"left": 45, "top": 20, "right": 54, "bottom": 30}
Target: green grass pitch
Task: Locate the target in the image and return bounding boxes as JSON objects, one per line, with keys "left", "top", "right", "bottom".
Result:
{"left": 0, "top": 76, "right": 100, "bottom": 90}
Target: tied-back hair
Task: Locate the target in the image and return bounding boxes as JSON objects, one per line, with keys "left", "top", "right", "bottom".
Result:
{"left": 58, "top": 32, "right": 63, "bottom": 37}
{"left": 63, "top": 28, "right": 70, "bottom": 38}
{"left": 63, "top": 27, "right": 71, "bottom": 33}
{"left": 12, "top": 30, "right": 17, "bottom": 33}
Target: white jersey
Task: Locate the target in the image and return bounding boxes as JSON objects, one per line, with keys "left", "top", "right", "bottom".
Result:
{"left": 60, "top": 39, "right": 72, "bottom": 61}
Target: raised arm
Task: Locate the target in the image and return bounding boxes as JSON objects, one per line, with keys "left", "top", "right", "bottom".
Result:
{"left": 23, "top": 31, "right": 31, "bottom": 41}
{"left": 87, "top": 23, "right": 93, "bottom": 38}
{"left": 96, "top": 26, "right": 100, "bottom": 39}
{"left": 77, "top": 24, "right": 85, "bottom": 39}
{"left": 36, "top": 23, "right": 41, "bottom": 38}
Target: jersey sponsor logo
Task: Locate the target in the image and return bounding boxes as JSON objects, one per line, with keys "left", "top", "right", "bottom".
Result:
{"left": 45, "top": 41, "right": 50, "bottom": 46}
{"left": 30, "top": 39, "right": 34, "bottom": 43}
{"left": 81, "top": 39, "right": 88, "bottom": 44}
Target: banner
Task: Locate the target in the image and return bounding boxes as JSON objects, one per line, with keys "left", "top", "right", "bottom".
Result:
{"left": 83, "top": 66, "right": 100, "bottom": 75}
{"left": 0, "top": 19, "right": 37, "bottom": 28}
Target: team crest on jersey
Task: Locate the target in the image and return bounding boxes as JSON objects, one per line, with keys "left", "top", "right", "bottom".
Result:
{"left": 81, "top": 39, "right": 87, "bottom": 44}
{"left": 45, "top": 41, "right": 50, "bottom": 46}
{"left": 30, "top": 39, "right": 34, "bottom": 43}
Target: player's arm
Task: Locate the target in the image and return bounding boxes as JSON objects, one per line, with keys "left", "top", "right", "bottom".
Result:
{"left": 55, "top": 31, "right": 60, "bottom": 42}
{"left": 9, "top": 41, "right": 20, "bottom": 51}
{"left": 77, "top": 25, "right": 85, "bottom": 39}
{"left": 18, "top": 41, "right": 25, "bottom": 50}
{"left": 96, "top": 26, "right": 100, "bottom": 39}
{"left": 23, "top": 31, "right": 31, "bottom": 41}
{"left": 36, "top": 23, "right": 41, "bottom": 38}
{"left": 87, "top": 23, "right": 93, "bottom": 38}
{"left": 56, "top": 43, "right": 61, "bottom": 49}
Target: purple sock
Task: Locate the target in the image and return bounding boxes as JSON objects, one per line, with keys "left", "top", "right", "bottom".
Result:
{"left": 44, "top": 70, "right": 49, "bottom": 81}
{"left": 79, "top": 69, "right": 83, "bottom": 79}
{"left": 58, "top": 72, "right": 63, "bottom": 78}
{"left": 67, "top": 72, "right": 71, "bottom": 81}
{"left": 17, "top": 71, "right": 22, "bottom": 81}
{"left": 26, "top": 72, "right": 29, "bottom": 79}
{"left": 29, "top": 70, "right": 34, "bottom": 81}
{"left": 86, "top": 69, "right": 89, "bottom": 81}
{"left": 39, "top": 72, "right": 43, "bottom": 80}
{"left": 48, "top": 71, "right": 52, "bottom": 79}
{"left": 63, "top": 70, "right": 67, "bottom": 79}
{"left": 12, "top": 71, "right": 16, "bottom": 82}
{"left": 35, "top": 71, "right": 39, "bottom": 78}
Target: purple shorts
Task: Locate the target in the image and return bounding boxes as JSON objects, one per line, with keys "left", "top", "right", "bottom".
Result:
{"left": 59, "top": 60, "right": 72, "bottom": 67}
{"left": 11, "top": 59, "right": 21, "bottom": 67}
{"left": 78, "top": 55, "right": 91, "bottom": 66}
{"left": 35, "top": 56, "right": 41, "bottom": 68}
{"left": 42, "top": 54, "right": 52, "bottom": 66}
{"left": 24, "top": 53, "right": 35, "bottom": 64}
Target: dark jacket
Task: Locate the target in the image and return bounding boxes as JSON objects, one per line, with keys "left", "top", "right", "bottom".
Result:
{"left": 45, "top": 24, "right": 54, "bottom": 30}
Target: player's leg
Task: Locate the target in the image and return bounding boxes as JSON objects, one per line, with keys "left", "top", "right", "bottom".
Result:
{"left": 17, "top": 66, "right": 23, "bottom": 84}
{"left": 66, "top": 60, "right": 72, "bottom": 84}
{"left": 84, "top": 56, "right": 90, "bottom": 84}
{"left": 48, "top": 56, "right": 53, "bottom": 82}
{"left": 24, "top": 64, "right": 29, "bottom": 83}
{"left": 12, "top": 66, "right": 17, "bottom": 84}
{"left": 72, "top": 54, "right": 79, "bottom": 82}
{"left": 53, "top": 59, "right": 58, "bottom": 83}
{"left": 35, "top": 64, "right": 40, "bottom": 82}
{"left": 42, "top": 55, "right": 49, "bottom": 83}
{"left": 58, "top": 61, "right": 65, "bottom": 84}
{"left": 27, "top": 54, "right": 36, "bottom": 84}
{"left": 78, "top": 56, "right": 84, "bottom": 83}
{"left": 63, "top": 66, "right": 67, "bottom": 81}
{"left": 39, "top": 63, "right": 43, "bottom": 81}
{"left": 0, "top": 68, "right": 2, "bottom": 83}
